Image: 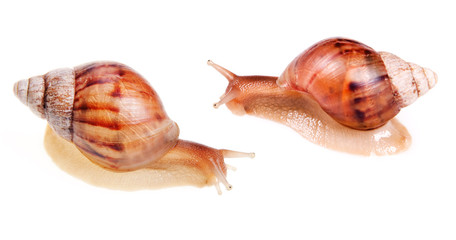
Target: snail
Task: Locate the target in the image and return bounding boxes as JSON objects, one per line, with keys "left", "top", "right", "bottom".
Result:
{"left": 14, "top": 61, "right": 254, "bottom": 194}
{"left": 208, "top": 37, "right": 436, "bottom": 155}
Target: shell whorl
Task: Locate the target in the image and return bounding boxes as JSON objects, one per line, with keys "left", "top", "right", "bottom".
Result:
{"left": 379, "top": 51, "right": 437, "bottom": 108}
{"left": 14, "top": 68, "right": 75, "bottom": 141}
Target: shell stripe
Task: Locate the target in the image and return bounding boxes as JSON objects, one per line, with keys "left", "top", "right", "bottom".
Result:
{"left": 73, "top": 118, "right": 122, "bottom": 130}
{"left": 74, "top": 132, "right": 125, "bottom": 152}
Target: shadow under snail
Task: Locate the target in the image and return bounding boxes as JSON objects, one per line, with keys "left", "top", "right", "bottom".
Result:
{"left": 208, "top": 37, "right": 437, "bottom": 155}
{"left": 13, "top": 62, "right": 254, "bottom": 194}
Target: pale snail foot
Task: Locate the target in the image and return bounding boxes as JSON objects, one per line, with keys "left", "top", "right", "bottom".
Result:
{"left": 44, "top": 125, "right": 253, "bottom": 194}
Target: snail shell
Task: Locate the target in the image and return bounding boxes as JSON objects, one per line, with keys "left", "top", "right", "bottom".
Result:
{"left": 276, "top": 38, "right": 437, "bottom": 130}
{"left": 14, "top": 62, "right": 179, "bottom": 171}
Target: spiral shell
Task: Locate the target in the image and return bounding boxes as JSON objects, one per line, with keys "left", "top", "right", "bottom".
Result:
{"left": 14, "top": 62, "right": 179, "bottom": 171}
{"left": 277, "top": 38, "right": 437, "bottom": 130}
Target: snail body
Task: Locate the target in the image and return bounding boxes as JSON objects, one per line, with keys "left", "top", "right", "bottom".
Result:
{"left": 14, "top": 62, "right": 253, "bottom": 193}
{"left": 208, "top": 37, "right": 436, "bottom": 155}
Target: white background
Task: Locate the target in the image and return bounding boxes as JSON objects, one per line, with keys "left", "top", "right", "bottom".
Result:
{"left": 0, "top": 0, "right": 455, "bottom": 239}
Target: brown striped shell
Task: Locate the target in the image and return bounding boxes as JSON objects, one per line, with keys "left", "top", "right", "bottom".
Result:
{"left": 14, "top": 62, "right": 179, "bottom": 171}
{"left": 277, "top": 38, "right": 437, "bottom": 130}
